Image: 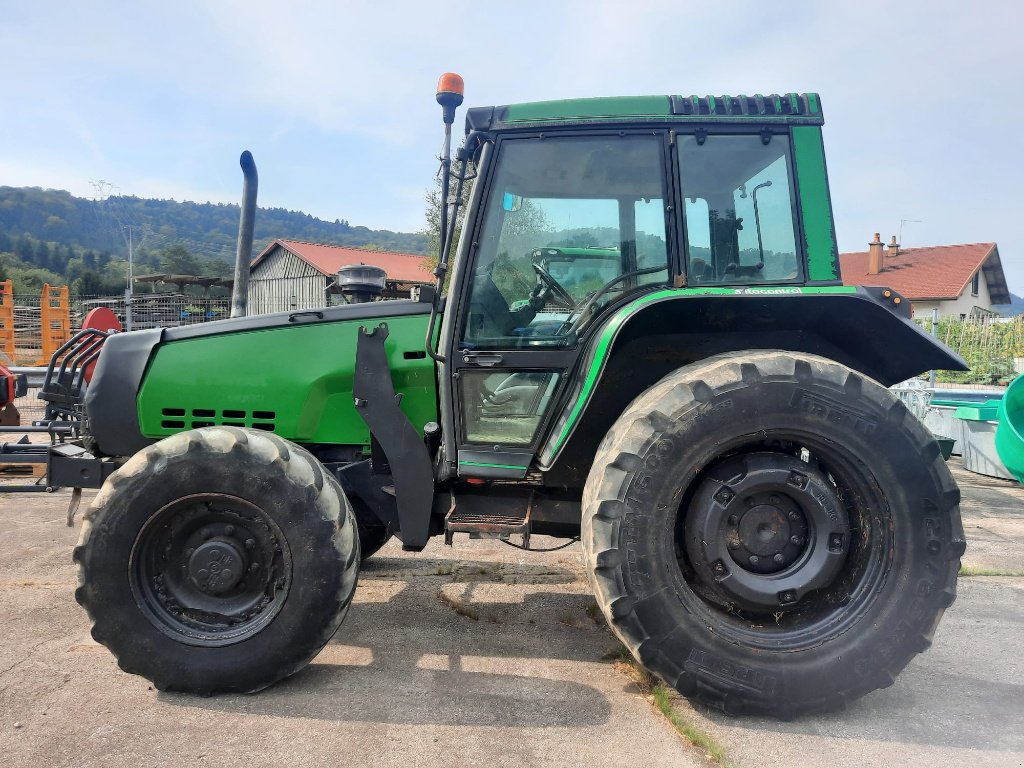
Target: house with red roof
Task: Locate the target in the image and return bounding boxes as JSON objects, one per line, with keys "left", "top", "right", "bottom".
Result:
{"left": 248, "top": 239, "right": 432, "bottom": 315}
{"left": 840, "top": 235, "right": 1010, "bottom": 319}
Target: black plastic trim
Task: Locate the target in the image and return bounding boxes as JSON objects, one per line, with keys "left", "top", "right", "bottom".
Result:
{"left": 83, "top": 328, "right": 163, "bottom": 457}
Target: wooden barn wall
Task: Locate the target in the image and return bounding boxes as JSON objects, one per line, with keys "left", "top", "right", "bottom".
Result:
{"left": 248, "top": 246, "right": 328, "bottom": 315}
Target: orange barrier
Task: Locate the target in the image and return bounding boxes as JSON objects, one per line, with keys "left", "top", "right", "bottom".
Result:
{"left": 0, "top": 282, "right": 72, "bottom": 365}
{"left": 39, "top": 283, "right": 71, "bottom": 365}
{"left": 0, "top": 280, "right": 14, "bottom": 364}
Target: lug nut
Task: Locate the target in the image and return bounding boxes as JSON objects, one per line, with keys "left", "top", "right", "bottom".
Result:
{"left": 791, "top": 535, "right": 803, "bottom": 546}
{"left": 225, "top": 525, "right": 235, "bottom": 535}
{"left": 201, "top": 528, "right": 211, "bottom": 540}
{"left": 727, "top": 540, "right": 740, "bottom": 550}
{"left": 769, "top": 495, "right": 780, "bottom": 505}
{"left": 773, "top": 553, "right": 785, "bottom": 564}
{"left": 728, "top": 514, "right": 739, "bottom": 525}
{"left": 749, "top": 555, "right": 760, "bottom": 565}
{"left": 245, "top": 538, "right": 256, "bottom": 549}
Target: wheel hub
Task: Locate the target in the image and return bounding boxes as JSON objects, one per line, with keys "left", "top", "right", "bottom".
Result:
{"left": 685, "top": 452, "right": 851, "bottom": 611}
{"left": 729, "top": 497, "right": 808, "bottom": 574}
{"left": 131, "top": 493, "right": 291, "bottom": 647}
{"left": 187, "top": 538, "right": 247, "bottom": 595}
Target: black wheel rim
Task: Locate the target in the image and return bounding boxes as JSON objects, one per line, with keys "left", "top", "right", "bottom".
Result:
{"left": 674, "top": 433, "right": 892, "bottom": 651}
{"left": 130, "top": 493, "right": 292, "bottom": 647}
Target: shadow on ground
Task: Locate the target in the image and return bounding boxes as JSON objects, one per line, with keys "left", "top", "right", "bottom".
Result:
{"left": 158, "top": 554, "right": 617, "bottom": 729}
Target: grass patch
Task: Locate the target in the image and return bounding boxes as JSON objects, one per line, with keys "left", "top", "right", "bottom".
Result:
{"left": 652, "top": 685, "right": 730, "bottom": 766}
{"left": 434, "top": 563, "right": 455, "bottom": 576}
{"left": 604, "top": 643, "right": 731, "bottom": 767}
{"left": 600, "top": 644, "right": 634, "bottom": 663}
{"left": 437, "top": 590, "right": 480, "bottom": 621}
{"left": 959, "top": 565, "right": 1024, "bottom": 577}
{"left": 585, "top": 601, "right": 604, "bottom": 624}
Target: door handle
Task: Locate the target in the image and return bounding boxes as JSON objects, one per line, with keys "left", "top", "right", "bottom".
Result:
{"left": 462, "top": 352, "right": 504, "bottom": 367}
{"left": 288, "top": 310, "right": 324, "bottom": 322}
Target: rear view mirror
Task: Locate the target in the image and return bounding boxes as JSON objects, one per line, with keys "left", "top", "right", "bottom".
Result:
{"left": 502, "top": 192, "right": 523, "bottom": 212}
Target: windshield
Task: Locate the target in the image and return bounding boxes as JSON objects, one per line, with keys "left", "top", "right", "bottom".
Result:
{"left": 461, "top": 135, "right": 668, "bottom": 348}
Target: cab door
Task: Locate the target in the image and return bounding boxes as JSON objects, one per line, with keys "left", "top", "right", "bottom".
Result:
{"left": 444, "top": 131, "right": 675, "bottom": 479}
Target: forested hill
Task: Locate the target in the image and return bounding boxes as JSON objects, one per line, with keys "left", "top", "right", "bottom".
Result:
{"left": 0, "top": 186, "right": 428, "bottom": 293}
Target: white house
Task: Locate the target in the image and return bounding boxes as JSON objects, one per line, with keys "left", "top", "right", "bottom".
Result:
{"left": 840, "top": 235, "right": 1010, "bottom": 319}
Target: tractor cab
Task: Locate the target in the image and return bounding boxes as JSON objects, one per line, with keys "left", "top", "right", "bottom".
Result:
{"left": 427, "top": 88, "right": 952, "bottom": 485}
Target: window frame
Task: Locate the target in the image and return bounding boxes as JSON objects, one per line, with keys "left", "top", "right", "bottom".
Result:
{"left": 446, "top": 128, "right": 678, "bottom": 455}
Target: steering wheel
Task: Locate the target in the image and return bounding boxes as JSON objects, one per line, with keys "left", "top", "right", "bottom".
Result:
{"left": 564, "top": 264, "right": 667, "bottom": 337}
{"left": 531, "top": 262, "right": 576, "bottom": 309}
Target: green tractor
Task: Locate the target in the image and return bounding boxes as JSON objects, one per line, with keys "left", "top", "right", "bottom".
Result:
{"left": 71, "top": 74, "right": 967, "bottom": 718}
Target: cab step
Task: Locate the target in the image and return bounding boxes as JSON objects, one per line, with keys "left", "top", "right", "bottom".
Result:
{"left": 444, "top": 503, "right": 532, "bottom": 548}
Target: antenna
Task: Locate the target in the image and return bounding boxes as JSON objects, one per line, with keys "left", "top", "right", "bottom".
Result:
{"left": 899, "top": 218, "right": 922, "bottom": 246}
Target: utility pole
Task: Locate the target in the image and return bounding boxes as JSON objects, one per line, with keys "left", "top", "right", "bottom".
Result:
{"left": 123, "top": 225, "right": 134, "bottom": 331}
{"left": 929, "top": 308, "right": 939, "bottom": 388}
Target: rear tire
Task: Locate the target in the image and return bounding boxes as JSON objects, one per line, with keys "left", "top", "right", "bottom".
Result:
{"left": 582, "top": 351, "right": 964, "bottom": 718}
{"left": 74, "top": 427, "right": 359, "bottom": 694}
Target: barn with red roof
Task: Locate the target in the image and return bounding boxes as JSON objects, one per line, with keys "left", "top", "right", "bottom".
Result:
{"left": 840, "top": 234, "right": 1010, "bottom": 319}
{"left": 248, "top": 239, "right": 432, "bottom": 314}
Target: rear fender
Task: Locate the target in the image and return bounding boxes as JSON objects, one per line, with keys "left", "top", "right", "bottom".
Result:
{"left": 538, "top": 286, "right": 965, "bottom": 484}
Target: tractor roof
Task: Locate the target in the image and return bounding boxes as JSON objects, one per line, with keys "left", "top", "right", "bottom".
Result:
{"left": 465, "top": 93, "right": 823, "bottom": 133}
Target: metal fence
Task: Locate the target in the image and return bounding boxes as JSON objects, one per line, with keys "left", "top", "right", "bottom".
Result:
{"left": 78, "top": 294, "right": 234, "bottom": 332}
{"left": 1, "top": 292, "right": 240, "bottom": 366}
{"left": 914, "top": 315, "right": 1024, "bottom": 385}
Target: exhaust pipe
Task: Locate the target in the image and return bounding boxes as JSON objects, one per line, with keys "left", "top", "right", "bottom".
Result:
{"left": 230, "top": 150, "right": 258, "bottom": 318}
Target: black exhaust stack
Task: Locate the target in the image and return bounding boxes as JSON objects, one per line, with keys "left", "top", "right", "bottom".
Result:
{"left": 230, "top": 151, "right": 258, "bottom": 318}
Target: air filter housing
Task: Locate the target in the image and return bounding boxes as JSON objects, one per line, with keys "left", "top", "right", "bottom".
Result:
{"left": 338, "top": 264, "right": 387, "bottom": 303}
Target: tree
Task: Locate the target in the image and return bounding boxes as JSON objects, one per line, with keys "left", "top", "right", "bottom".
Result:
{"left": 422, "top": 164, "right": 474, "bottom": 271}
{"left": 159, "top": 244, "right": 202, "bottom": 275}
{"left": 33, "top": 240, "right": 51, "bottom": 271}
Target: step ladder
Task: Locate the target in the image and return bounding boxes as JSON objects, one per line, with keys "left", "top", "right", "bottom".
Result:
{"left": 444, "top": 493, "right": 533, "bottom": 549}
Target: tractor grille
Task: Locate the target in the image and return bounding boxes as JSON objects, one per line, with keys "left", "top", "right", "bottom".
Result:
{"left": 160, "top": 408, "right": 276, "bottom": 431}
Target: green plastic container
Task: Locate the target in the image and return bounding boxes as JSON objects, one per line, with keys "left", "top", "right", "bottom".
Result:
{"left": 954, "top": 402, "right": 1002, "bottom": 422}
{"left": 995, "top": 375, "right": 1024, "bottom": 483}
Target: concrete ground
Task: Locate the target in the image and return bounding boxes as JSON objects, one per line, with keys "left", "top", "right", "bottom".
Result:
{"left": 0, "top": 459, "right": 1021, "bottom": 768}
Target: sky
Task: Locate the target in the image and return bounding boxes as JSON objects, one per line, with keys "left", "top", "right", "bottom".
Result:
{"left": 2, "top": 0, "right": 1022, "bottom": 293}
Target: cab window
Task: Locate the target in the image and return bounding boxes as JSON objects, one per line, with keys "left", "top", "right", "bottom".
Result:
{"left": 462, "top": 135, "right": 669, "bottom": 348}
{"left": 679, "top": 134, "right": 800, "bottom": 284}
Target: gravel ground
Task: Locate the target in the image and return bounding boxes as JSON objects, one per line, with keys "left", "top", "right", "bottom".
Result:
{"left": 0, "top": 458, "right": 1021, "bottom": 768}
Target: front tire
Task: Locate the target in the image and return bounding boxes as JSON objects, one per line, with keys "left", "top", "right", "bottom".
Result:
{"left": 74, "top": 427, "right": 359, "bottom": 694}
{"left": 582, "top": 351, "right": 965, "bottom": 718}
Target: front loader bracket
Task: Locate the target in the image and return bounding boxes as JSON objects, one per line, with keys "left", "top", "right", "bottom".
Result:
{"left": 352, "top": 323, "right": 434, "bottom": 550}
